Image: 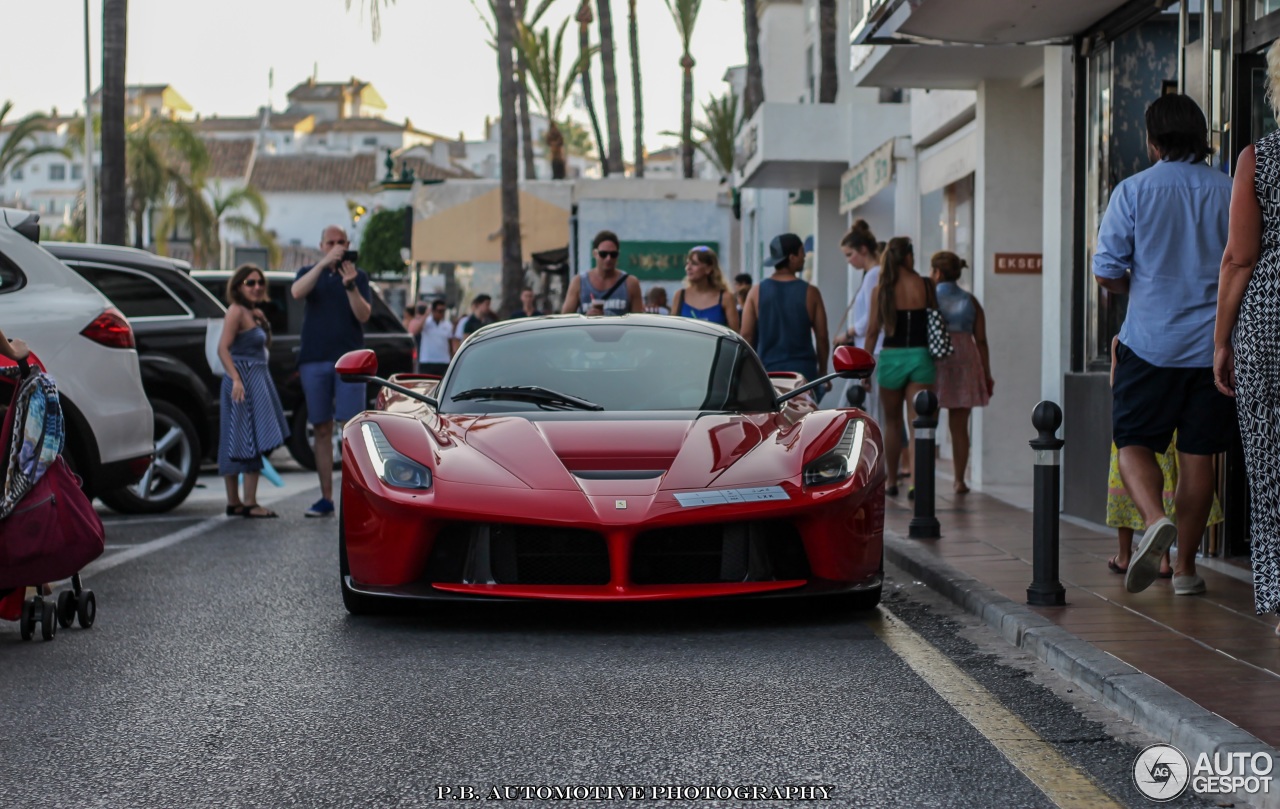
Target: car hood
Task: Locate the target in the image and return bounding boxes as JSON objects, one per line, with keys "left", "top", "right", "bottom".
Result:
{"left": 436, "top": 411, "right": 846, "bottom": 495}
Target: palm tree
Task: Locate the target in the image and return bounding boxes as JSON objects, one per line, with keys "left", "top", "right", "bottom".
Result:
{"left": 559, "top": 117, "right": 595, "bottom": 160}
{"left": 595, "top": 0, "right": 625, "bottom": 175}
{"left": 577, "top": 1, "right": 608, "bottom": 176}
{"left": 128, "top": 118, "right": 214, "bottom": 256}
{"left": 627, "top": 0, "right": 644, "bottom": 177}
{"left": 518, "top": 20, "right": 597, "bottom": 179}
{"left": 690, "top": 91, "right": 742, "bottom": 181}
{"left": 207, "top": 183, "right": 280, "bottom": 269}
{"left": 494, "top": 0, "right": 525, "bottom": 317}
{"left": 818, "top": 0, "right": 837, "bottom": 103}
{"left": 664, "top": 0, "right": 703, "bottom": 179}
{"left": 742, "top": 0, "right": 764, "bottom": 119}
{"left": 0, "top": 102, "right": 66, "bottom": 182}
{"left": 100, "top": 0, "right": 128, "bottom": 245}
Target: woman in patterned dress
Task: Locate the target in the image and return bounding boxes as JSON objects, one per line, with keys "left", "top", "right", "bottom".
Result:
{"left": 1214, "top": 39, "right": 1280, "bottom": 625}
{"left": 217, "top": 264, "right": 290, "bottom": 519}
{"left": 929, "top": 252, "right": 993, "bottom": 493}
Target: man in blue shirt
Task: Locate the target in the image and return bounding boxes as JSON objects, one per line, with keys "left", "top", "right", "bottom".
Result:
{"left": 1093, "top": 94, "right": 1234, "bottom": 597}
{"left": 291, "top": 225, "right": 372, "bottom": 517}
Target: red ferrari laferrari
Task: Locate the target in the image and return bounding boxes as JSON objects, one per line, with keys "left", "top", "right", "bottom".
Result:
{"left": 336, "top": 314, "right": 885, "bottom": 614}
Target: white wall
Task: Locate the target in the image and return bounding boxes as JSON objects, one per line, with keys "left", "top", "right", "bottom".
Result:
{"left": 759, "top": 1, "right": 807, "bottom": 103}
{"left": 1042, "top": 47, "right": 1073, "bottom": 409}
{"left": 910, "top": 90, "right": 977, "bottom": 146}
{"left": 262, "top": 191, "right": 378, "bottom": 251}
{"left": 973, "top": 80, "right": 1044, "bottom": 487}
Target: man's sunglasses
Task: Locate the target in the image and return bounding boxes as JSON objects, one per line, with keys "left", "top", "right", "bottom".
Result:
{"left": 242, "top": 279, "right": 265, "bottom": 287}
{"left": 597, "top": 250, "right": 619, "bottom": 259}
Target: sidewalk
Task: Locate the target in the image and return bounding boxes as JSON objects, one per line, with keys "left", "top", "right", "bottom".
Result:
{"left": 883, "top": 485, "right": 1280, "bottom": 807}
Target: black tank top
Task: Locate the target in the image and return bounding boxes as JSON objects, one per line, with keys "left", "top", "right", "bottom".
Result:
{"left": 882, "top": 308, "right": 928, "bottom": 348}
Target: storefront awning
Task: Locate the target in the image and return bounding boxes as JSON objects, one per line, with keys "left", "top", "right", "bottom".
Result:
{"left": 854, "top": 0, "right": 1139, "bottom": 46}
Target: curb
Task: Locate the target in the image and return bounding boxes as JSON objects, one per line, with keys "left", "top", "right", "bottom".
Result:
{"left": 885, "top": 529, "right": 1280, "bottom": 809}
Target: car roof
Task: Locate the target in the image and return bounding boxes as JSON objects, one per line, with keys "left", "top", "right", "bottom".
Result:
{"left": 468, "top": 313, "right": 742, "bottom": 344}
{"left": 43, "top": 241, "right": 193, "bottom": 272}
{"left": 191, "top": 269, "right": 296, "bottom": 280}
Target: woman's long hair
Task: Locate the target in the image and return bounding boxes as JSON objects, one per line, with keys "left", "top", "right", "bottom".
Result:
{"left": 685, "top": 246, "right": 728, "bottom": 292}
{"left": 226, "top": 264, "right": 269, "bottom": 309}
{"left": 877, "top": 237, "right": 914, "bottom": 339}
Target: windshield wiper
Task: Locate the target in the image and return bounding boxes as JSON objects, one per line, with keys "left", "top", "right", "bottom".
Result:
{"left": 450, "top": 385, "right": 604, "bottom": 411}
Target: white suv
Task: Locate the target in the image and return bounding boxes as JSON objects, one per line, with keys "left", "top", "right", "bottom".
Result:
{"left": 0, "top": 209, "right": 153, "bottom": 498}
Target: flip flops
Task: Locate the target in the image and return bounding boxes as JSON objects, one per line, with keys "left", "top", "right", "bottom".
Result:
{"left": 243, "top": 504, "right": 278, "bottom": 519}
{"left": 1108, "top": 556, "right": 1128, "bottom": 574}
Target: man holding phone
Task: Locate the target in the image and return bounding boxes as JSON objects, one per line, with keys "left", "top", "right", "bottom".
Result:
{"left": 290, "top": 224, "right": 372, "bottom": 518}
{"left": 560, "top": 230, "right": 644, "bottom": 316}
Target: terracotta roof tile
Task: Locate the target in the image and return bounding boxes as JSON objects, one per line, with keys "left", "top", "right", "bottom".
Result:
{"left": 249, "top": 153, "right": 378, "bottom": 192}
{"left": 192, "top": 113, "right": 311, "bottom": 133}
{"left": 204, "top": 139, "right": 254, "bottom": 179}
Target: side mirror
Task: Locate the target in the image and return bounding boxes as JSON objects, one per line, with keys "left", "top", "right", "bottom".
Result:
{"left": 832, "top": 345, "right": 876, "bottom": 379}
{"left": 336, "top": 349, "right": 378, "bottom": 380}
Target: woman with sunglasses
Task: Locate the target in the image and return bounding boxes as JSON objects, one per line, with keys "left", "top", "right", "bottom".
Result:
{"left": 217, "top": 264, "right": 289, "bottom": 518}
{"left": 671, "top": 246, "right": 740, "bottom": 332}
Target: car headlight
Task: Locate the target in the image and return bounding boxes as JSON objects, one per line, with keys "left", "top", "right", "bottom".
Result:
{"left": 803, "top": 419, "right": 866, "bottom": 488}
{"left": 361, "top": 422, "right": 433, "bottom": 490}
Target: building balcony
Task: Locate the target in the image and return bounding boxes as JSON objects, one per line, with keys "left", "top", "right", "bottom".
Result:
{"left": 735, "top": 101, "right": 908, "bottom": 190}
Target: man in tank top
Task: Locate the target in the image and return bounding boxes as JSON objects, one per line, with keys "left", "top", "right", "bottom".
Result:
{"left": 740, "top": 233, "right": 829, "bottom": 383}
{"left": 560, "top": 230, "right": 644, "bottom": 316}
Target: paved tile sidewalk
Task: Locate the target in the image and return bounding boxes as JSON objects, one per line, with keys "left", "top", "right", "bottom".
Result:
{"left": 883, "top": 488, "right": 1280, "bottom": 746}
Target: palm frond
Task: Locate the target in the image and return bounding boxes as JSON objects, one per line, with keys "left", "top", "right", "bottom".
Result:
{"left": 345, "top": 0, "right": 397, "bottom": 42}
{"left": 662, "top": 0, "right": 702, "bottom": 49}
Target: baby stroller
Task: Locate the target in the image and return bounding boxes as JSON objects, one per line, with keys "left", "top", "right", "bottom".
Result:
{"left": 0, "top": 357, "right": 105, "bottom": 641}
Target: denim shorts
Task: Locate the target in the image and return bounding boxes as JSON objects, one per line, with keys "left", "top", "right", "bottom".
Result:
{"left": 299, "top": 361, "right": 366, "bottom": 424}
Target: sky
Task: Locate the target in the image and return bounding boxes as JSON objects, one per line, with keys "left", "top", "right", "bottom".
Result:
{"left": 6, "top": 0, "right": 749, "bottom": 160}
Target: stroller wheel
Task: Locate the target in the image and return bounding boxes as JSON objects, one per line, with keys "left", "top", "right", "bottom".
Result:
{"left": 77, "top": 591, "right": 96, "bottom": 629}
{"left": 19, "top": 597, "right": 35, "bottom": 641}
{"left": 56, "top": 590, "right": 76, "bottom": 628}
{"left": 40, "top": 600, "right": 55, "bottom": 641}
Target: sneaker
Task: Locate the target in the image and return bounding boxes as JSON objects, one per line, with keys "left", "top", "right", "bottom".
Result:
{"left": 1173, "top": 574, "right": 1206, "bottom": 596}
{"left": 305, "top": 497, "right": 335, "bottom": 518}
{"left": 1125, "top": 517, "right": 1178, "bottom": 594}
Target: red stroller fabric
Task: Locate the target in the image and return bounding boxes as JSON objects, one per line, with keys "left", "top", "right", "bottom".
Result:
{"left": 0, "top": 363, "right": 104, "bottom": 590}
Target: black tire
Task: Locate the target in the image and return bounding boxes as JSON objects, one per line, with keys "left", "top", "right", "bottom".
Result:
{"left": 56, "top": 590, "right": 76, "bottom": 628}
{"left": 40, "top": 600, "right": 56, "bottom": 641}
{"left": 339, "top": 500, "right": 387, "bottom": 616}
{"left": 98, "top": 401, "right": 200, "bottom": 514}
{"left": 19, "top": 598, "right": 35, "bottom": 641}
{"left": 287, "top": 403, "right": 342, "bottom": 472}
{"left": 77, "top": 590, "right": 96, "bottom": 629}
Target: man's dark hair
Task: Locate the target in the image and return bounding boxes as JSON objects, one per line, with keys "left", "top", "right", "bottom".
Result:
{"left": 592, "top": 230, "right": 620, "bottom": 250}
{"left": 734, "top": 273, "right": 753, "bottom": 287}
{"left": 431, "top": 298, "right": 446, "bottom": 309}
{"left": 1146, "top": 94, "right": 1213, "bottom": 163}
{"left": 472, "top": 293, "right": 492, "bottom": 307}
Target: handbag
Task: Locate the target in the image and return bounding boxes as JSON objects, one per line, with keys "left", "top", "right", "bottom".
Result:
{"left": 205, "top": 318, "right": 225, "bottom": 377}
{"left": 0, "top": 456, "right": 104, "bottom": 589}
{"left": 925, "top": 281, "right": 954, "bottom": 360}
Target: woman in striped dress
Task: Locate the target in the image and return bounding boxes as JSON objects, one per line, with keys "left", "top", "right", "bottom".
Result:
{"left": 217, "top": 264, "right": 289, "bottom": 518}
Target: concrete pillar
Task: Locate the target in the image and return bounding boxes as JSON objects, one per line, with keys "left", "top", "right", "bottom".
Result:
{"left": 973, "top": 79, "right": 1045, "bottom": 487}
{"left": 1042, "top": 46, "right": 1073, "bottom": 410}
{"left": 813, "top": 186, "right": 848, "bottom": 354}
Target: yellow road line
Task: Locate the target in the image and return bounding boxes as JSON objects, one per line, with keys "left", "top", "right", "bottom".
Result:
{"left": 871, "top": 607, "right": 1122, "bottom": 809}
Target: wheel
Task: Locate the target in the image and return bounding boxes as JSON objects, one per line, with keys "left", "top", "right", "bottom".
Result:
{"left": 56, "top": 590, "right": 76, "bottom": 628}
{"left": 339, "top": 502, "right": 387, "bottom": 616}
{"left": 98, "top": 401, "right": 201, "bottom": 514}
{"left": 40, "top": 600, "right": 56, "bottom": 641}
{"left": 77, "top": 590, "right": 96, "bottom": 629}
{"left": 19, "top": 598, "right": 35, "bottom": 641}
{"left": 287, "top": 403, "right": 342, "bottom": 472}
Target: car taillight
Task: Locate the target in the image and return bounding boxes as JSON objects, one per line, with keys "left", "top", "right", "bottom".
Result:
{"left": 80, "top": 308, "right": 135, "bottom": 349}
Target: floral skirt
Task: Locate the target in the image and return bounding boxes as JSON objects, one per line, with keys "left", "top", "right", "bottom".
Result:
{"left": 1105, "top": 438, "right": 1224, "bottom": 530}
{"left": 936, "top": 332, "right": 989, "bottom": 409}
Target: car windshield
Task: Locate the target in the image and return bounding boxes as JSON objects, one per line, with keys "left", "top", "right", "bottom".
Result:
{"left": 439, "top": 324, "right": 778, "bottom": 414}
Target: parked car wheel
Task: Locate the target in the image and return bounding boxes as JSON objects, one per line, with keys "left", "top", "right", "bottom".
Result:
{"left": 286, "top": 403, "right": 342, "bottom": 471}
{"left": 99, "top": 400, "right": 200, "bottom": 514}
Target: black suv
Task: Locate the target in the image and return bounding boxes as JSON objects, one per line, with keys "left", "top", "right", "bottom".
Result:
{"left": 44, "top": 242, "right": 226, "bottom": 513}
{"left": 191, "top": 270, "right": 415, "bottom": 469}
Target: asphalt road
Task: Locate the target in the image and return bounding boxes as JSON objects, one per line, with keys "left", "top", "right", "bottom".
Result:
{"left": 0, "top": 468, "right": 1220, "bottom": 809}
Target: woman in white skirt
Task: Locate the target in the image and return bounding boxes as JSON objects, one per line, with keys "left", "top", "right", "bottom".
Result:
{"left": 930, "top": 252, "right": 993, "bottom": 493}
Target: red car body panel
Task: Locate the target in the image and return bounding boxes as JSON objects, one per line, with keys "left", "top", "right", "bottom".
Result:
{"left": 340, "top": 316, "right": 886, "bottom": 607}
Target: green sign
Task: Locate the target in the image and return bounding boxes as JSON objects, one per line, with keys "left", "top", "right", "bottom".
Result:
{"left": 595, "top": 240, "right": 721, "bottom": 281}
{"left": 840, "top": 139, "right": 895, "bottom": 214}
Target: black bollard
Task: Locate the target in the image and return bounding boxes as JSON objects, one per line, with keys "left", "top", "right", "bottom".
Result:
{"left": 1027, "top": 401, "right": 1066, "bottom": 606}
{"left": 908, "top": 390, "right": 940, "bottom": 539}
{"left": 845, "top": 381, "right": 867, "bottom": 408}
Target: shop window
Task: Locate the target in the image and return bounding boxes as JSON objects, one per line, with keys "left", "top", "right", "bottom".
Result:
{"left": 70, "top": 164, "right": 82, "bottom": 181}
{"left": 48, "top": 164, "right": 65, "bottom": 181}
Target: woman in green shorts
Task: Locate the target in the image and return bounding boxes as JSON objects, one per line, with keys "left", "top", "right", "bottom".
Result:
{"left": 863, "top": 237, "right": 937, "bottom": 496}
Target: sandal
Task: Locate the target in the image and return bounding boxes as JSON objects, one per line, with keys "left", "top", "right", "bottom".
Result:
{"left": 243, "top": 504, "right": 278, "bottom": 519}
{"left": 226, "top": 504, "right": 247, "bottom": 517}
{"left": 1107, "top": 556, "right": 1128, "bottom": 574}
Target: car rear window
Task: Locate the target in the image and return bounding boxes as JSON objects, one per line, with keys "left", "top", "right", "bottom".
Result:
{"left": 0, "top": 252, "right": 27, "bottom": 294}
{"left": 69, "top": 264, "right": 189, "bottom": 318}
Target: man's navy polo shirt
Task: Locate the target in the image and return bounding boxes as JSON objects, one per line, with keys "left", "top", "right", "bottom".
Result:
{"left": 294, "top": 264, "right": 372, "bottom": 365}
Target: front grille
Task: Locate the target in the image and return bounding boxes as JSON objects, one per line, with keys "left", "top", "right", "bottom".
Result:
{"left": 425, "top": 523, "right": 610, "bottom": 585}
{"left": 630, "top": 520, "right": 809, "bottom": 585}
